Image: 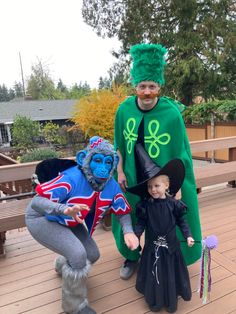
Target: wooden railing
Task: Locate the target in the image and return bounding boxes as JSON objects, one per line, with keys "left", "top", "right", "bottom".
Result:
{"left": 0, "top": 136, "right": 235, "bottom": 254}
{"left": 0, "top": 136, "right": 235, "bottom": 196}
{"left": 190, "top": 136, "right": 236, "bottom": 160}
{"left": 190, "top": 136, "right": 236, "bottom": 189}
{"left": 0, "top": 136, "right": 235, "bottom": 192}
{"left": 0, "top": 161, "right": 38, "bottom": 198}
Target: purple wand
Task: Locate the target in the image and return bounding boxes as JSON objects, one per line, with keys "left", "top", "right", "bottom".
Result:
{"left": 198, "top": 235, "right": 218, "bottom": 304}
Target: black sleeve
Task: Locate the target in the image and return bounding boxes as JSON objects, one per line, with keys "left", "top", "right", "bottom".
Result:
{"left": 174, "top": 200, "right": 192, "bottom": 239}
{"left": 134, "top": 201, "right": 147, "bottom": 239}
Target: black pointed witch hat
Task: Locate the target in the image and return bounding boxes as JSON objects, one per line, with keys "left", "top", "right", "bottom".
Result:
{"left": 127, "top": 144, "right": 185, "bottom": 197}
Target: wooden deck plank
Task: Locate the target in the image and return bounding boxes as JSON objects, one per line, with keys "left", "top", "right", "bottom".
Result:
{"left": 0, "top": 270, "right": 57, "bottom": 296}
{"left": 0, "top": 277, "right": 61, "bottom": 307}
{"left": 190, "top": 291, "right": 236, "bottom": 314}
{"left": 18, "top": 302, "right": 63, "bottom": 314}
{"left": 224, "top": 248, "right": 236, "bottom": 262}
{"left": 0, "top": 289, "right": 62, "bottom": 314}
{"left": 202, "top": 221, "right": 236, "bottom": 237}
{"left": 0, "top": 185, "right": 236, "bottom": 314}
{"left": 91, "top": 266, "right": 232, "bottom": 313}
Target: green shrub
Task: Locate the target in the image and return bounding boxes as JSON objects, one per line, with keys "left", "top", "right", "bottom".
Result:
{"left": 183, "top": 99, "right": 236, "bottom": 125}
{"left": 12, "top": 115, "right": 41, "bottom": 150}
{"left": 20, "top": 148, "right": 61, "bottom": 163}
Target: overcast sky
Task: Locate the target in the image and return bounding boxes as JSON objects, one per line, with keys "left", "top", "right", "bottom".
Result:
{"left": 0, "top": 0, "right": 120, "bottom": 89}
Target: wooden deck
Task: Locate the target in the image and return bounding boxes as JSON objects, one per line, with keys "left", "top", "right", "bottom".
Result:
{"left": 0, "top": 185, "right": 236, "bottom": 314}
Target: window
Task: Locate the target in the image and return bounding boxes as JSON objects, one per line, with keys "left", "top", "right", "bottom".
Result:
{"left": 0, "top": 124, "right": 9, "bottom": 144}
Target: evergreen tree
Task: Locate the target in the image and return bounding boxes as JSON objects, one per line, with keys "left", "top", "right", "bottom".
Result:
{"left": 69, "top": 81, "right": 91, "bottom": 99}
{"left": 14, "top": 82, "right": 24, "bottom": 98}
{"left": 82, "top": 0, "right": 236, "bottom": 105}
{"left": 8, "top": 88, "right": 15, "bottom": 100}
{"left": 98, "top": 76, "right": 111, "bottom": 89}
{"left": 0, "top": 84, "right": 12, "bottom": 102}
{"left": 108, "top": 56, "right": 131, "bottom": 87}
{"left": 0, "top": 82, "right": 23, "bottom": 101}
{"left": 57, "top": 79, "right": 68, "bottom": 93}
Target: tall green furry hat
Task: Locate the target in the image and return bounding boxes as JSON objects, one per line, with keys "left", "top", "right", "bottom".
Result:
{"left": 129, "top": 43, "right": 168, "bottom": 86}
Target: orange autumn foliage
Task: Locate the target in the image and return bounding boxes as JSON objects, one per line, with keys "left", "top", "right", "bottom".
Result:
{"left": 71, "top": 85, "right": 128, "bottom": 142}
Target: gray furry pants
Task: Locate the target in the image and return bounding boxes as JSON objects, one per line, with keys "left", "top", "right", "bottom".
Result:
{"left": 26, "top": 216, "right": 100, "bottom": 270}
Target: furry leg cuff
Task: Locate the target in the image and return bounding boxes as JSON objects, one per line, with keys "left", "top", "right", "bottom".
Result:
{"left": 55, "top": 255, "right": 67, "bottom": 276}
{"left": 61, "top": 260, "right": 92, "bottom": 314}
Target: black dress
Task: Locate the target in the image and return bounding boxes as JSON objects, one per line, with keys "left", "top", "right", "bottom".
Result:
{"left": 134, "top": 196, "right": 192, "bottom": 312}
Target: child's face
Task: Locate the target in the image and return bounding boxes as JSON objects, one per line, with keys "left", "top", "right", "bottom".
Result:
{"left": 147, "top": 176, "right": 169, "bottom": 199}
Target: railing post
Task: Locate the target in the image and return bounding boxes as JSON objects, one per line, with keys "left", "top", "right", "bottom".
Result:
{"left": 0, "top": 232, "right": 6, "bottom": 255}
{"left": 227, "top": 147, "right": 236, "bottom": 187}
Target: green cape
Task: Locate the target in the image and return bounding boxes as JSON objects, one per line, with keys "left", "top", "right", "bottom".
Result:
{"left": 112, "top": 96, "right": 202, "bottom": 265}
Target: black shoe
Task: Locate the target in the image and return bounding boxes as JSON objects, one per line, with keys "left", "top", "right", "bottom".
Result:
{"left": 120, "top": 259, "right": 138, "bottom": 280}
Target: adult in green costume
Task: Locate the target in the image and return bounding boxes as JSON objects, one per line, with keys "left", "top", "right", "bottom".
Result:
{"left": 112, "top": 43, "right": 202, "bottom": 280}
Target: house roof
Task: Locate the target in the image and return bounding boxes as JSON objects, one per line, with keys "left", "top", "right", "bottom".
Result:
{"left": 0, "top": 99, "right": 77, "bottom": 124}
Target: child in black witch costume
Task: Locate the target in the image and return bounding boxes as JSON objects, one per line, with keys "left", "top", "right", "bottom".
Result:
{"left": 127, "top": 144, "right": 195, "bottom": 313}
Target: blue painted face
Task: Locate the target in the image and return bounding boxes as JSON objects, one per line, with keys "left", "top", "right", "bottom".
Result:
{"left": 89, "top": 153, "right": 113, "bottom": 182}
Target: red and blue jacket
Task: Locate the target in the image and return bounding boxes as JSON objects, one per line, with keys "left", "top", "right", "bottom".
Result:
{"left": 36, "top": 166, "right": 131, "bottom": 236}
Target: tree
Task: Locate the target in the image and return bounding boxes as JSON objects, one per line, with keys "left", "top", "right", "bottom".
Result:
{"left": 8, "top": 88, "right": 15, "bottom": 100}
{"left": 12, "top": 115, "right": 41, "bottom": 150}
{"left": 108, "top": 52, "right": 131, "bottom": 86}
{"left": 69, "top": 82, "right": 91, "bottom": 99}
{"left": 98, "top": 76, "right": 111, "bottom": 89}
{"left": 57, "top": 79, "right": 68, "bottom": 94}
{"left": 26, "top": 59, "right": 56, "bottom": 100}
{"left": 13, "top": 82, "right": 24, "bottom": 98}
{"left": 71, "top": 85, "right": 127, "bottom": 141}
{"left": 82, "top": 0, "right": 236, "bottom": 105}
{"left": 0, "top": 84, "right": 14, "bottom": 102}
{"left": 26, "top": 60, "right": 92, "bottom": 100}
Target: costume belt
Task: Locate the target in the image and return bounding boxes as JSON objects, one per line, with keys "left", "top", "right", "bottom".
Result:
{"left": 152, "top": 236, "right": 168, "bottom": 284}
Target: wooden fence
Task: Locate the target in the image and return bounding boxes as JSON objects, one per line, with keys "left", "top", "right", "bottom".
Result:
{"left": 186, "top": 122, "right": 236, "bottom": 161}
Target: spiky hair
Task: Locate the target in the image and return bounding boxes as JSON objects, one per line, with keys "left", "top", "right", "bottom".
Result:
{"left": 129, "top": 43, "right": 167, "bottom": 87}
